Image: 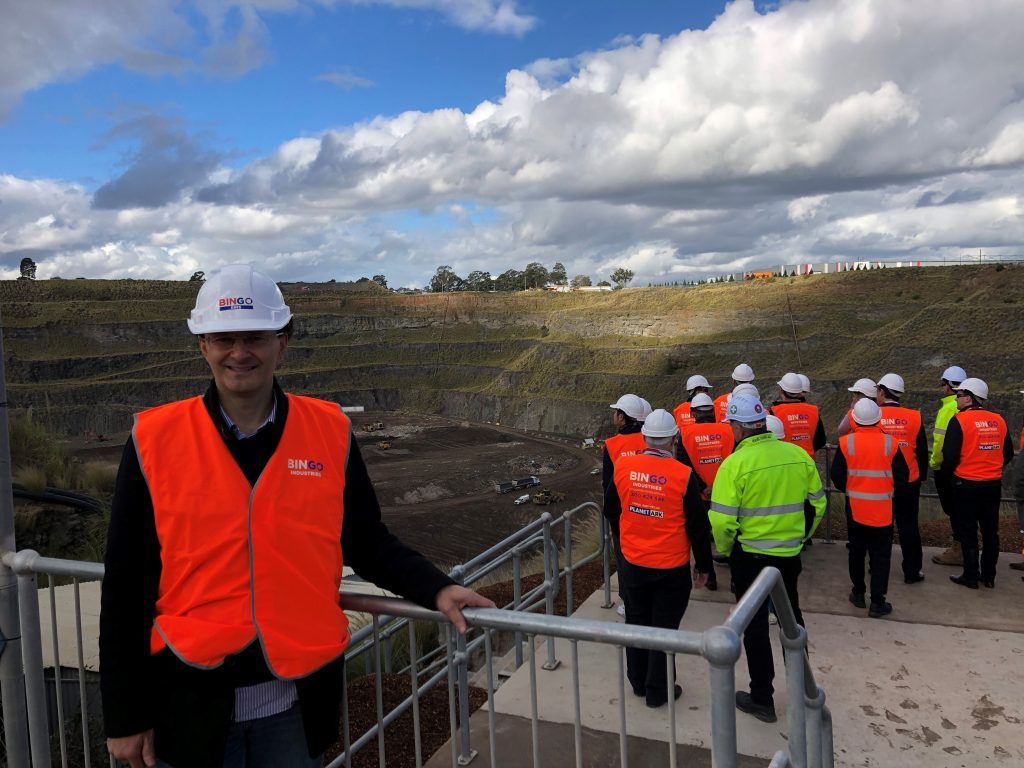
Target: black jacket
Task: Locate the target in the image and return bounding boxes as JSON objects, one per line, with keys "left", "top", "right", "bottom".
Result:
{"left": 100, "top": 381, "right": 454, "bottom": 767}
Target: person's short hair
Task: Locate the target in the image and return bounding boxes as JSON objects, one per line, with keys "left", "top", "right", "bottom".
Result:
{"left": 644, "top": 434, "right": 674, "bottom": 450}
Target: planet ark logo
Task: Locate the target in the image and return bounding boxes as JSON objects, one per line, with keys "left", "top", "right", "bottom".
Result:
{"left": 288, "top": 458, "right": 324, "bottom": 477}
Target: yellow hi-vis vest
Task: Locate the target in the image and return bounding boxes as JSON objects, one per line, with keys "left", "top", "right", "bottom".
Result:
{"left": 929, "top": 394, "right": 958, "bottom": 470}
{"left": 709, "top": 432, "right": 826, "bottom": 557}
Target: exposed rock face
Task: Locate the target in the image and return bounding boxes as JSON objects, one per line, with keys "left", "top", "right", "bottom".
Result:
{"left": 2, "top": 265, "right": 1022, "bottom": 443}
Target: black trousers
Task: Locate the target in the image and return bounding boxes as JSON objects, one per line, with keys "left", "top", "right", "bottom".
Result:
{"left": 848, "top": 518, "right": 893, "bottom": 603}
{"left": 893, "top": 483, "right": 922, "bottom": 579}
{"left": 730, "top": 549, "right": 803, "bottom": 707}
{"left": 934, "top": 473, "right": 959, "bottom": 543}
{"left": 619, "top": 558, "right": 692, "bottom": 704}
{"left": 952, "top": 480, "right": 1002, "bottom": 582}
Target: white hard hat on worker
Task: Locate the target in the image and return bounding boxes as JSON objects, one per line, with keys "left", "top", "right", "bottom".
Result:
{"left": 610, "top": 394, "right": 647, "bottom": 421}
{"left": 189, "top": 263, "right": 292, "bottom": 334}
{"left": 642, "top": 409, "right": 679, "bottom": 439}
{"left": 190, "top": 264, "right": 292, "bottom": 398}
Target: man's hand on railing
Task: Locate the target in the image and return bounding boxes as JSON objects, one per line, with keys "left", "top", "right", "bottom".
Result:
{"left": 107, "top": 729, "right": 156, "bottom": 767}
{"left": 434, "top": 584, "right": 496, "bottom": 634}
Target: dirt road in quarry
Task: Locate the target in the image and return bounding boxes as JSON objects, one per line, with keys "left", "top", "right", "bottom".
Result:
{"left": 351, "top": 412, "right": 605, "bottom": 569}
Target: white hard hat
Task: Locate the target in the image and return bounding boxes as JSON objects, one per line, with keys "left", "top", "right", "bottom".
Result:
{"left": 638, "top": 397, "right": 653, "bottom": 420}
{"left": 641, "top": 409, "right": 679, "bottom": 438}
{"left": 956, "top": 377, "right": 989, "bottom": 401}
{"left": 851, "top": 398, "right": 882, "bottom": 426}
{"left": 847, "top": 378, "right": 878, "bottom": 398}
{"left": 766, "top": 414, "right": 785, "bottom": 440}
{"left": 777, "top": 372, "right": 804, "bottom": 395}
{"left": 691, "top": 393, "right": 714, "bottom": 409}
{"left": 732, "top": 382, "right": 759, "bottom": 398}
{"left": 732, "top": 363, "right": 755, "bottom": 382}
{"left": 797, "top": 373, "right": 811, "bottom": 393}
{"left": 610, "top": 394, "right": 646, "bottom": 421}
{"left": 877, "top": 373, "right": 905, "bottom": 395}
{"left": 941, "top": 366, "right": 967, "bottom": 385}
{"left": 722, "top": 394, "right": 767, "bottom": 425}
{"left": 187, "top": 264, "right": 292, "bottom": 335}
{"left": 685, "top": 374, "right": 711, "bottom": 391}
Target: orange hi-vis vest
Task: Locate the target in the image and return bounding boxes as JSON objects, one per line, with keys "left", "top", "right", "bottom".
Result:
{"left": 680, "top": 422, "right": 735, "bottom": 488}
{"left": 771, "top": 402, "right": 820, "bottom": 457}
{"left": 878, "top": 405, "right": 922, "bottom": 483}
{"left": 605, "top": 432, "right": 646, "bottom": 466}
{"left": 713, "top": 394, "right": 729, "bottom": 424}
{"left": 839, "top": 427, "right": 895, "bottom": 527}
{"left": 614, "top": 452, "right": 693, "bottom": 569}
{"left": 953, "top": 409, "right": 1008, "bottom": 481}
{"left": 134, "top": 395, "right": 351, "bottom": 679}
{"left": 673, "top": 401, "right": 696, "bottom": 430}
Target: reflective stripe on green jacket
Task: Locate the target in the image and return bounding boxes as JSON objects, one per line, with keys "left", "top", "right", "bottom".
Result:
{"left": 929, "top": 395, "right": 958, "bottom": 470}
{"left": 709, "top": 432, "right": 826, "bottom": 558}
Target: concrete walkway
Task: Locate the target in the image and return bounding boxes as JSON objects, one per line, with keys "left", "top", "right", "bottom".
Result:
{"left": 431, "top": 543, "right": 1024, "bottom": 767}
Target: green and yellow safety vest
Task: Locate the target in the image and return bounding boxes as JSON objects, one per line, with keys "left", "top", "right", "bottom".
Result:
{"left": 709, "top": 432, "right": 826, "bottom": 557}
{"left": 929, "top": 394, "right": 958, "bottom": 470}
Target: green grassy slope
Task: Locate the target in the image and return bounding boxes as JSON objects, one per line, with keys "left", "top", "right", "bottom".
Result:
{"left": 1, "top": 265, "right": 1021, "bottom": 438}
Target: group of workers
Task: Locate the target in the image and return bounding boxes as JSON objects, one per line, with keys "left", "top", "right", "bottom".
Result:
{"left": 602, "top": 363, "right": 1020, "bottom": 725}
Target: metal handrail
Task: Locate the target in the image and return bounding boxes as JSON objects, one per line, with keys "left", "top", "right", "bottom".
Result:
{"left": 2, "top": 506, "right": 832, "bottom": 768}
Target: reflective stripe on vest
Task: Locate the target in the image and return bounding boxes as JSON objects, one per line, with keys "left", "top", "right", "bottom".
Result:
{"left": 879, "top": 405, "right": 922, "bottom": 482}
{"left": 614, "top": 453, "right": 692, "bottom": 569}
{"left": 679, "top": 422, "right": 734, "bottom": 488}
{"left": 841, "top": 430, "right": 894, "bottom": 527}
{"left": 953, "top": 409, "right": 1008, "bottom": 481}
{"left": 710, "top": 500, "right": 805, "bottom": 516}
{"left": 136, "top": 395, "right": 351, "bottom": 678}
{"left": 771, "top": 402, "right": 820, "bottom": 457}
{"left": 605, "top": 432, "right": 646, "bottom": 465}
{"left": 738, "top": 537, "right": 803, "bottom": 551}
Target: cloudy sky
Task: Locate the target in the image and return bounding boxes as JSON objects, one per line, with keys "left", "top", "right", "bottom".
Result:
{"left": 2, "top": 0, "right": 1023, "bottom": 288}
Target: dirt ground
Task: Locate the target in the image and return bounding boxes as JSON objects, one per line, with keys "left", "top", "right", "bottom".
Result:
{"left": 351, "top": 412, "right": 605, "bottom": 568}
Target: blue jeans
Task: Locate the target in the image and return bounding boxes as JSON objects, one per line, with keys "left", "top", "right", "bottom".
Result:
{"left": 157, "top": 705, "right": 323, "bottom": 768}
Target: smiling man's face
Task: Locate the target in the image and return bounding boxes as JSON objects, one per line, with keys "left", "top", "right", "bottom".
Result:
{"left": 199, "top": 331, "right": 288, "bottom": 399}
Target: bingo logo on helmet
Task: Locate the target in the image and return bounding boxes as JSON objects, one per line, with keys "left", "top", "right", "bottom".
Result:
{"left": 218, "top": 296, "right": 255, "bottom": 312}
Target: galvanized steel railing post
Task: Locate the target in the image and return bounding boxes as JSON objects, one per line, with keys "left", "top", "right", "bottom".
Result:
{"left": 781, "top": 625, "right": 808, "bottom": 768}
{"left": 540, "top": 515, "right": 559, "bottom": 670}
{"left": 562, "top": 516, "right": 573, "bottom": 616}
{"left": 601, "top": 516, "right": 613, "bottom": 609}
{"left": 823, "top": 445, "right": 834, "bottom": 543}
{"left": 455, "top": 631, "right": 477, "bottom": 765}
{"left": 806, "top": 685, "right": 826, "bottom": 768}
{"left": 11, "top": 551, "right": 52, "bottom": 767}
{"left": 512, "top": 549, "right": 524, "bottom": 669}
{"left": 0, "top": 310, "right": 32, "bottom": 768}
{"left": 821, "top": 705, "right": 835, "bottom": 768}
{"left": 702, "top": 625, "right": 742, "bottom": 768}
